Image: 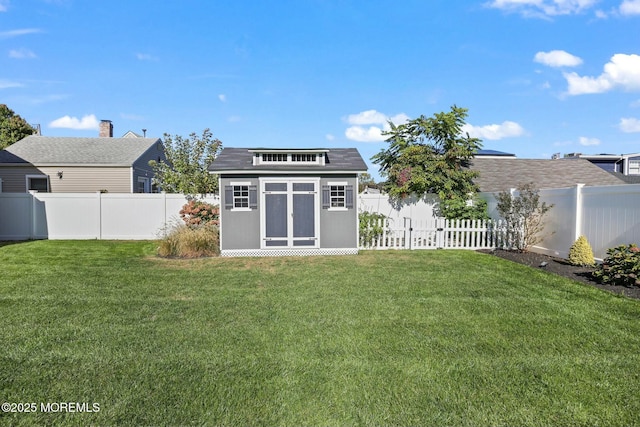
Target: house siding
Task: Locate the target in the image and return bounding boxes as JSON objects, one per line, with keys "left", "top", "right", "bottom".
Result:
{"left": 0, "top": 165, "right": 131, "bottom": 193}
{"left": 132, "top": 141, "right": 166, "bottom": 192}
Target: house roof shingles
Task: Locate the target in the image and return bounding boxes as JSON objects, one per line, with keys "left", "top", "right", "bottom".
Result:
{"left": 209, "top": 147, "right": 368, "bottom": 173}
{"left": 0, "top": 136, "right": 161, "bottom": 166}
{"left": 470, "top": 157, "right": 627, "bottom": 192}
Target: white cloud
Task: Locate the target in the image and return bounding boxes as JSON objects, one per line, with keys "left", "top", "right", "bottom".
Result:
{"left": 325, "top": 134, "right": 335, "bottom": 141}
{"left": 0, "top": 28, "right": 42, "bottom": 39}
{"left": 631, "top": 99, "right": 640, "bottom": 108}
{"left": 344, "top": 110, "right": 409, "bottom": 143}
{"left": 485, "top": 0, "right": 598, "bottom": 17}
{"left": 534, "top": 50, "right": 583, "bottom": 67}
{"left": 0, "top": 0, "right": 8, "bottom": 12}
{"left": 218, "top": 94, "right": 226, "bottom": 102}
{"left": 49, "top": 114, "right": 99, "bottom": 130}
{"left": 0, "top": 79, "right": 23, "bottom": 89}
{"left": 619, "top": 117, "right": 640, "bottom": 133}
{"left": 620, "top": 0, "right": 640, "bottom": 15}
{"left": 564, "top": 53, "right": 640, "bottom": 95}
{"left": 595, "top": 9, "right": 608, "bottom": 18}
{"left": 345, "top": 110, "right": 388, "bottom": 125}
{"left": 345, "top": 126, "right": 386, "bottom": 143}
{"left": 579, "top": 136, "right": 601, "bottom": 146}
{"left": 462, "top": 121, "right": 525, "bottom": 140}
{"left": 9, "top": 48, "right": 36, "bottom": 59}
{"left": 135, "top": 53, "right": 158, "bottom": 61}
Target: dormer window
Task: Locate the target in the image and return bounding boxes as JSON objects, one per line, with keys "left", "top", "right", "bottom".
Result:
{"left": 262, "top": 153, "right": 287, "bottom": 162}
{"left": 291, "top": 154, "right": 316, "bottom": 162}
{"left": 251, "top": 149, "right": 328, "bottom": 166}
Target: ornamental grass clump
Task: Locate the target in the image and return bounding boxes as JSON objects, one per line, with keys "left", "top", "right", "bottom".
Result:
{"left": 568, "top": 235, "right": 595, "bottom": 267}
{"left": 157, "top": 224, "right": 220, "bottom": 258}
{"left": 158, "top": 200, "right": 221, "bottom": 258}
{"left": 593, "top": 244, "right": 640, "bottom": 287}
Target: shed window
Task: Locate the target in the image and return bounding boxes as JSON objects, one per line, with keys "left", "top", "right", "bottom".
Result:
{"left": 225, "top": 184, "right": 258, "bottom": 210}
{"left": 322, "top": 183, "right": 354, "bottom": 210}
{"left": 629, "top": 160, "right": 640, "bottom": 175}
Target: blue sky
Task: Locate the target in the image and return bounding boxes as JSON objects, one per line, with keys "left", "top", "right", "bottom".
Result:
{"left": 1, "top": 0, "right": 639, "bottom": 180}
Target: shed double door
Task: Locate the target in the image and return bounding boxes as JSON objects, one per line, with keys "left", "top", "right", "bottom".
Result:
{"left": 260, "top": 179, "right": 320, "bottom": 249}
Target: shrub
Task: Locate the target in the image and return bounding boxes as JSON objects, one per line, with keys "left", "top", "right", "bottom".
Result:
{"left": 593, "top": 244, "right": 640, "bottom": 287}
{"left": 495, "top": 183, "right": 553, "bottom": 252}
{"left": 157, "top": 224, "right": 220, "bottom": 258}
{"left": 359, "top": 212, "right": 388, "bottom": 247}
{"left": 179, "top": 200, "right": 219, "bottom": 228}
{"left": 568, "top": 235, "right": 595, "bottom": 267}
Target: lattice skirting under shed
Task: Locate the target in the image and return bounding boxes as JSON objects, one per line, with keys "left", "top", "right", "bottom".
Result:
{"left": 220, "top": 248, "right": 359, "bottom": 257}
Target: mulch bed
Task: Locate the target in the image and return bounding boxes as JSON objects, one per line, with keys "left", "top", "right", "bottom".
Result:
{"left": 478, "top": 249, "right": 640, "bottom": 300}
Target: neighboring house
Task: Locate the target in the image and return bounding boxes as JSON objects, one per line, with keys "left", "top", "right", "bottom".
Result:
{"left": 475, "top": 149, "right": 516, "bottom": 158}
{"left": 469, "top": 157, "right": 626, "bottom": 193}
{"left": 209, "top": 147, "right": 367, "bottom": 257}
{"left": 564, "top": 152, "right": 640, "bottom": 175}
{"left": 0, "top": 120, "right": 166, "bottom": 193}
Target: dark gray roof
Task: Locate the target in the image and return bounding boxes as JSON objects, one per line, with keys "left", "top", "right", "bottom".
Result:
{"left": 609, "top": 172, "right": 640, "bottom": 184}
{"left": 469, "top": 157, "right": 627, "bottom": 192}
{"left": 0, "top": 135, "right": 161, "bottom": 166}
{"left": 208, "top": 147, "right": 368, "bottom": 173}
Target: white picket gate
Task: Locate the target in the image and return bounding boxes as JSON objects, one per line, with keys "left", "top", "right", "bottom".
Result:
{"left": 359, "top": 217, "right": 507, "bottom": 250}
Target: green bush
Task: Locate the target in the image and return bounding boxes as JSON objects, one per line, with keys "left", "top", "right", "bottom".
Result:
{"left": 158, "top": 224, "right": 220, "bottom": 258}
{"left": 359, "top": 212, "right": 388, "bottom": 247}
{"left": 568, "top": 235, "right": 595, "bottom": 267}
{"left": 593, "top": 244, "right": 640, "bottom": 287}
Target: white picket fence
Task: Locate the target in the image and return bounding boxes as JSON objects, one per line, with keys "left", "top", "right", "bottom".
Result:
{"left": 360, "top": 217, "right": 507, "bottom": 250}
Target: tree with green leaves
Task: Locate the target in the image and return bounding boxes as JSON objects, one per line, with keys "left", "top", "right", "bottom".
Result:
{"left": 149, "top": 129, "right": 222, "bottom": 197}
{"left": 0, "top": 104, "right": 36, "bottom": 150}
{"left": 372, "top": 105, "right": 487, "bottom": 219}
{"left": 358, "top": 172, "right": 378, "bottom": 193}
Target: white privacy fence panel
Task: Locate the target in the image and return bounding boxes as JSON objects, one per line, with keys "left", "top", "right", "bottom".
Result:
{"left": 0, "top": 192, "right": 220, "bottom": 240}
{"left": 482, "top": 183, "right": 640, "bottom": 260}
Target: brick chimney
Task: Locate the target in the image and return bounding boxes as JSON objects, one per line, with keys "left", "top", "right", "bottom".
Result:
{"left": 99, "top": 120, "right": 113, "bottom": 137}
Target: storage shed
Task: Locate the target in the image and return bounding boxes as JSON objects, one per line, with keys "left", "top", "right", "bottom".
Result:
{"left": 209, "top": 147, "right": 367, "bottom": 256}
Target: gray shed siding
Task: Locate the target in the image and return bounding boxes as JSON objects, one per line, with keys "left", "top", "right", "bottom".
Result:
{"left": 219, "top": 174, "right": 358, "bottom": 251}
{"left": 319, "top": 176, "right": 358, "bottom": 248}
{"left": 219, "top": 176, "right": 261, "bottom": 250}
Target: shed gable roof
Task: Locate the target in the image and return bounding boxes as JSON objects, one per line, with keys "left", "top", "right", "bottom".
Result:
{"left": 0, "top": 136, "right": 162, "bottom": 166}
{"left": 209, "top": 147, "right": 368, "bottom": 173}
{"left": 470, "top": 158, "right": 626, "bottom": 192}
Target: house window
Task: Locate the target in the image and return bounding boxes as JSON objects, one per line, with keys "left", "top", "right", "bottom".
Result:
{"left": 224, "top": 182, "right": 258, "bottom": 210}
{"left": 26, "top": 175, "right": 49, "bottom": 192}
{"left": 322, "top": 183, "right": 354, "bottom": 210}
{"left": 137, "top": 177, "right": 150, "bottom": 193}
{"left": 629, "top": 160, "right": 640, "bottom": 175}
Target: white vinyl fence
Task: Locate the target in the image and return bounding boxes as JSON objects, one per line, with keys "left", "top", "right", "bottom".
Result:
{"left": 0, "top": 192, "right": 220, "bottom": 240}
{"left": 360, "top": 217, "right": 506, "bottom": 250}
{"left": 483, "top": 183, "right": 640, "bottom": 260}
{"left": 360, "top": 183, "right": 640, "bottom": 259}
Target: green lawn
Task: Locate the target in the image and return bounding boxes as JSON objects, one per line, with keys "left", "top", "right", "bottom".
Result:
{"left": 1, "top": 241, "right": 639, "bottom": 426}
